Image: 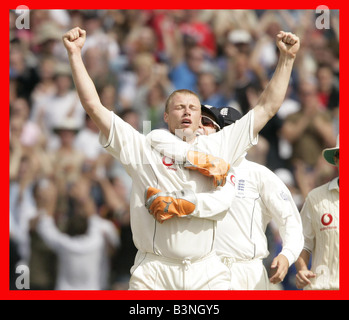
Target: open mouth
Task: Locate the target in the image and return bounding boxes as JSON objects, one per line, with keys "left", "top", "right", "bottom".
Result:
{"left": 181, "top": 119, "right": 192, "bottom": 127}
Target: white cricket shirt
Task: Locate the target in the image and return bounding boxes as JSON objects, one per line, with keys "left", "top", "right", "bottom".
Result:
{"left": 301, "top": 177, "right": 339, "bottom": 290}
{"left": 215, "top": 158, "right": 304, "bottom": 266}
{"left": 99, "top": 110, "right": 256, "bottom": 261}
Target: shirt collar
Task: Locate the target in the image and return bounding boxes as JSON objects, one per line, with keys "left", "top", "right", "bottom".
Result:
{"left": 328, "top": 177, "right": 339, "bottom": 191}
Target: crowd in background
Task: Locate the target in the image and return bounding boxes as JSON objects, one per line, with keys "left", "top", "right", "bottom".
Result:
{"left": 9, "top": 9, "right": 339, "bottom": 290}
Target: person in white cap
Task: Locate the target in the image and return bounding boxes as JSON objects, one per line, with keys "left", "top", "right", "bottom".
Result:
{"left": 295, "top": 135, "right": 339, "bottom": 290}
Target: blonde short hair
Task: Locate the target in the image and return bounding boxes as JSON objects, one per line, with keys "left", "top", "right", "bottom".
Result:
{"left": 165, "top": 89, "right": 200, "bottom": 113}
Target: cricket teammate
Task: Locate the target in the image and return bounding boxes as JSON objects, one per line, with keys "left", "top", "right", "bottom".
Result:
{"left": 147, "top": 106, "right": 304, "bottom": 289}
{"left": 295, "top": 135, "right": 339, "bottom": 290}
{"left": 62, "top": 27, "right": 299, "bottom": 290}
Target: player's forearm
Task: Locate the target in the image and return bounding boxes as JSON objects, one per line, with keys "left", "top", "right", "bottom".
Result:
{"left": 191, "top": 182, "right": 234, "bottom": 220}
{"left": 279, "top": 227, "right": 304, "bottom": 266}
{"left": 295, "top": 249, "right": 311, "bottom": 271}
{"left": 147, "top": 129, "right": 190, "bottom": 163}
{"left": 68, "top": 51, "right": 103, "bottom": 115}
{"left": 253, "top": 54, "right": 295, "bottom": 136}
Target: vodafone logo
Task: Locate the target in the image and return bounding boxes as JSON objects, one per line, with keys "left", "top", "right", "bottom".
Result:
{"left": 321, "top": 213, "right": 333, "bottom": 226}
{"left": 162, "top": 156, "right": 174, "bottom": 167}
{"left": 229, "top": 174, "right": 236, "bottom": 186}
{"left": 162, "top": 156, "right": 177, "bottom": 171}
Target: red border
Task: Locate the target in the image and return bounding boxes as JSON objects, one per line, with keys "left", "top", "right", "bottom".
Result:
{"left": 3, "top": 2, "right": 347, "bottom": 301}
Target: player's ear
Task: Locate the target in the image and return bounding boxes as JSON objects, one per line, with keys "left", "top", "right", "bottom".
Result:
{"left": 164, "top": 112, "right": 169, "bottom": 124}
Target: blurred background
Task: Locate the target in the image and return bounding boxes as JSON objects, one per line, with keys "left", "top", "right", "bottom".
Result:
{"left": 9, "top": 9, "right": 339, "bottom": 290}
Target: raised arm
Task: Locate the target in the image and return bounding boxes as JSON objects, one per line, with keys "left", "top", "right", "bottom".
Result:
{"left": 253, "top": 31, "right": 300, "bottom": 137}
{"left": 62, "top": 27, "right": 111, "bottom": 139}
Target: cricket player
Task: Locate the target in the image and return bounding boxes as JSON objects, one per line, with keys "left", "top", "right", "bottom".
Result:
{"left": 147, "top": 106, "right": 304, "bottom": 290}
{"left": 62, "top": 27, "right": 299, "bottom": 290}
{"left": 295, "top": 135, "right": 339, "bottom": 290}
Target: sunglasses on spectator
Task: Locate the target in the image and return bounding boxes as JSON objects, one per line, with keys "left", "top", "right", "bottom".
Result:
{"left": 201, "top": 115, "right": 221, "bottom": 131}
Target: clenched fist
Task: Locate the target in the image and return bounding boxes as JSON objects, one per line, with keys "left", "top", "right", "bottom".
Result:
{"left": 62, "top": 27, "right": 86, "bottom": 54}
{"left": 276, "top": 31, "right": 300, "bottom": 58}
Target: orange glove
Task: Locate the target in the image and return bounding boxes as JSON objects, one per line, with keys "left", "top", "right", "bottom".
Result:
{"left": 185, "top": 150, "right": 230, "bottom": 187}
{"left": 145, "top": 187, "right": 197, "bottom": 223}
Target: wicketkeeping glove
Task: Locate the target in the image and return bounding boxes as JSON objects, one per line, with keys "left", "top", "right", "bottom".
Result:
{"left": 145, "top": 187, "right": 197, "bottom": 223}
{"left": 185, "top": 150, "right": 230, "bottom": 187}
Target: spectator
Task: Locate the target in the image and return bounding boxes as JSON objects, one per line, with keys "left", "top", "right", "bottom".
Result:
{"left": 10, "top": 151, "right": 39, "bottom": 265}
{"left": 10, "top": 40, "right": 40, "bottom": 102}
{"left": 34, "top": 21, "right": 64, "bottom": 60}
{"left": 144, "top": 82, "right": 171, "bottom": 129}
{"left": 132, "top": 60, "right": 174, "bottom": 127}
{"left": 98, "top": 83, "right": 118, "bottom": 112}
{"left": 281, "top": 80, "right": 337, "bottom": 169}
{"left": 197, "top": 71, "right": 228, "bottom": 107}
{"left": 74, "top": 114, "right": 107, "bottom": 162}
{"left": 316, "top": 63, "right": 339, "bottom": 111}
{"left": 169, "top": 44, "right": 206, "bottom": 92}
{"left": 35, "top": 176, "right": 120, "bottom": 290}
{"left": 31, "top": 56, "right": 57, "bottom": 110}
{"left": 48, "top": 118, "right": 85, "bottom": 215}
{"left": 81, "top": 10, "right": 120, "bottom": 62}
{"left": 10, "top": 98, "right": 44, "bottom": 148}
{"left": 176, "top": 10, "right": 217, "bottom": 58}
{"left": 31, "top": 62, "right": 86, "bottom": 150}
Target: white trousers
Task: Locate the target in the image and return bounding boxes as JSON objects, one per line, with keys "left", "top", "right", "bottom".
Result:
{"left": 129, "top": 251, "right": 231, "bottom": 290}
{"left": 221, "top": 257, "right": 270, "bottom": 290}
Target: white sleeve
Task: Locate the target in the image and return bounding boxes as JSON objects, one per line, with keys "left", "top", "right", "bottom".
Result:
{"left": 147, "top": 129, "right": 235, "bottom": 220}
{"left": 99, "top": 111, "right": 147, "bottom": 169}
{"left": 37, "top": 215, "right": 104, "bottom": 254}
{"left": 260, "top": 169, "right": 304, "bottom": 266}
{"left": 92, "top": 215, "right": 120, "bottom": 248}
{"left": 300, "top": 196, "right": 316, "bottom": 254}
{"left": 146, "top": 129, "right": 190, "bottom": 163}
{"left": 191, "top": 179, "right": 235, "bottom": 221}
{"left": 196, "top": 109, "right": 258, "bottom": 165}
{"left": 36, "top": 215, "right": 66, "bottom": 251}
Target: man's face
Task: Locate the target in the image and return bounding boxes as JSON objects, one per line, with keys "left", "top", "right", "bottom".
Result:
{"left": 200, "top": 113, "right": 220, "bottom": 135}
{"left": 164, "top": 92, "right": 202, "bottom": 141}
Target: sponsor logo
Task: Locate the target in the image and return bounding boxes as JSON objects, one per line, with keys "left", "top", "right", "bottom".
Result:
{"left": 320, "top": 213, "right": 337, "bottom": 231}
{"left": 162, "top": 156, "right": 177, "bottom": 171}
{"left": 321, "top": 213, "right": 333, "bottom": 226}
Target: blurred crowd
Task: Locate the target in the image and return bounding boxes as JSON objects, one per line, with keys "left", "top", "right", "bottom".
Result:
{"left": 9, "top": 9, "right": 339, "bottom": 290}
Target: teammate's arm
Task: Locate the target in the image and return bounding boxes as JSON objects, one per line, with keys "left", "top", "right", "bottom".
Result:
{"left": 145, "top": 176, "right": 235, "bottom": 223}
{"left": 252, "top": 31, "right": 300, "bottom": 138}
{"left": 258, "top": 166, "right": 304, "bottom": 284}
{"left": 147, "top": 129, "right": 230, "bottom": 187}
{"left": 295, "top": 249, "right": 315, "bottom": 289}
{"left": 62, "top": 27, "right": 111, "bottom": 140}
{"left": 294, "top": 195, "right": 317, "bottom": 289}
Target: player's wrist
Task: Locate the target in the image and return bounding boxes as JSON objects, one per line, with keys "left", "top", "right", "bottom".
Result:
{"left": 279, "top": 51, "right": 297, "bottom": 62}
{"left": 278, "top": 250, "right": 293, "bottom": 267}
{"left": 68, "top": 48, "right": 83, "bottom": 59}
